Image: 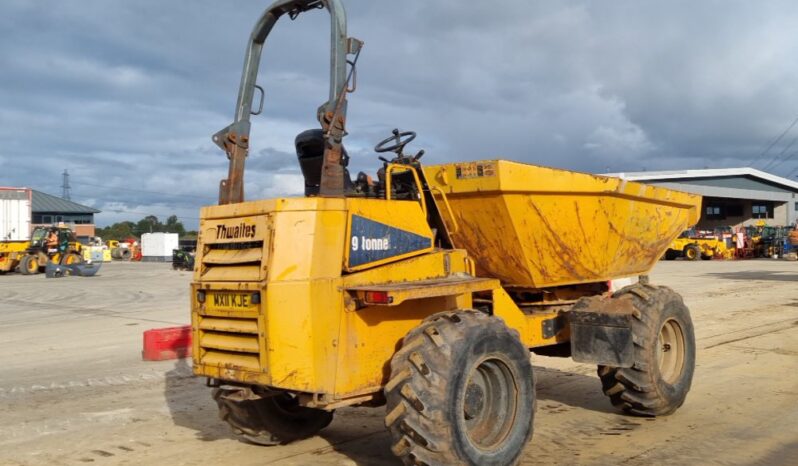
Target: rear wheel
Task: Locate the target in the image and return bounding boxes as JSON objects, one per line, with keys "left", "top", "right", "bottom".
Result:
{"left": 20, "top": 255, "right": 39, "bottom": 275}
{"left": 385, "top": 310, "right": 535, "bottom": 466}
{"left": 663, "top": 249, "right": 678, "bottom": 260}
{"left": 213, "top": 388, "right": 333, "bottom": 445}
{"left": 598, "top": 285, "right": 695, "bottom": 416}
{"left": 683, "top": 244, "right": 700, "bottom": 261}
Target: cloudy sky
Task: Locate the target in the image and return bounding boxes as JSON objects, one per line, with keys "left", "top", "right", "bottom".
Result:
{"left": 2, "top": 0, "right": 798, "bottom": 227}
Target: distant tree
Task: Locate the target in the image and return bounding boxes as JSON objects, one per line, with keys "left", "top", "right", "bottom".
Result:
{"left": 134, "top": 215, "right": 161, "bottom": 236}
{"left": 164, "top": 215, "right": 186, "bottom": 236}
{"left": 96, "top": 221, "right": 136, "bottom": 241}
{"left": 98, "top": 215, "right": 188, "bottom": 241}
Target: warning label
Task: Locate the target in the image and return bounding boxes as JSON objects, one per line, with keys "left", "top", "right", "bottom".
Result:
{"left": 454, "top": 162, "right": 496, "bottom": 179}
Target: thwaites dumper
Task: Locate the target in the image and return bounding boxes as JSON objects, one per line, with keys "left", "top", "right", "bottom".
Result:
{"left": 191, "top": 2, "right": 701, "bottom": 464}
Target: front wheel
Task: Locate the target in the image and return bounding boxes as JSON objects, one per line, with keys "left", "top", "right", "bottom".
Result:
{"left": 683, "top": 244, "right": 701, "bottom": 261}
{"left": 598, "top": 285, "right": 695, "bottom": 416}
{"left": 213, "top": 388, "right": 333, "bottom": 445}
{"left": 385, "top": 310, "right": 535, "bottom": 466}
{"left": 20, "top": 255, "right": 39, "bottom": 275}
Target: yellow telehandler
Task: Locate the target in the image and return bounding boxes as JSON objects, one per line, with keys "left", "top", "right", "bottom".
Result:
{"left": 664, "top": 232, "right": 733, "bottom": 261}
{"left": 191, "top": 2, "right": 701, "bottom": 464}
{"left": 0, "top": 226, "right": 83, "bottom": 274}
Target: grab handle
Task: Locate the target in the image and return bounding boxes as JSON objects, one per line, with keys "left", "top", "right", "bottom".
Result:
{"left": 429, "top": 186, "right": 459, "bottom": 234}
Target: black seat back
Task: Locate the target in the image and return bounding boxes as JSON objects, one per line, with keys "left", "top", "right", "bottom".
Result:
{"left": 295, "top": 129, "right": 351, "bottom": 196}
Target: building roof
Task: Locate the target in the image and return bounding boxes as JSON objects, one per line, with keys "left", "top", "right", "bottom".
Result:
{"left": 32, "top": 190, "right": 101, "bottom": 214}
{"left": 604, "top": 167, "right": 798, "bottom": 192}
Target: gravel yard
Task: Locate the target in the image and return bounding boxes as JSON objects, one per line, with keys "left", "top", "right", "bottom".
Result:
{"left": 0, "top": 260, "right": 796, "bottom": 465}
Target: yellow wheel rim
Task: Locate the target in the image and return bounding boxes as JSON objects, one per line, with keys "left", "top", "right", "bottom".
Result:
{"left": 27, "top": 258, "right": 38, "bottom": 273}
{"left": 657, "top": 319, "right": 686, "bottom": 384}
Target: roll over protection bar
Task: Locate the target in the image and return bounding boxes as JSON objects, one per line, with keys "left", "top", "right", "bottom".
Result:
{"left": 214, "top": 0, "right": 361, "bottom": 204}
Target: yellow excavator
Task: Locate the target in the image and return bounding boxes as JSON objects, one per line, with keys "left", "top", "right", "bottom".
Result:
{"left": 190, "top": 2, "right": 701, "bottom": 464}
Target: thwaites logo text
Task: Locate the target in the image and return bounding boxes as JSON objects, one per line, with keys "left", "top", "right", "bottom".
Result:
{"left": 216, "top": 222, "right": 257, "bottom": 240}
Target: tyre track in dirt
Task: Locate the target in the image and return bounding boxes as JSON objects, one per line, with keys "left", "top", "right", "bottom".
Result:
{"left": 1, "top": 261, "right": 797, "bottom": 465}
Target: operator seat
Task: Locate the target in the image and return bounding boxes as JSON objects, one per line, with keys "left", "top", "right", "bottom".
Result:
{"left": 295, "top": 129, "right": 353, "bottom": 196}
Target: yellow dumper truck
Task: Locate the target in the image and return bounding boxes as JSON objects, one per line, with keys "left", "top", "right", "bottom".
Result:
{"left": 191, "top": 2, "right": 701, "bottom": 464}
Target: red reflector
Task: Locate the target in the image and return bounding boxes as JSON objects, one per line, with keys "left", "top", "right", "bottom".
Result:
{"left": 364, "top": 291, "right": 392, "bottom": 304}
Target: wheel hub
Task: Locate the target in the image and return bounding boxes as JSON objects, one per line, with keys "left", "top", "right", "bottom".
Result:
{"left": 462, "top": 357, "right": 518, "bottom": 450}
{"left": 657, "top": 318, "right": 686, "bottom": 384}
{"left": 463, "top": 383, "right": 485, "bottom": 420}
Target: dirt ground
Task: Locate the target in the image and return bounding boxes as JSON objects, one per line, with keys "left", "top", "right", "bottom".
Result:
{"left": 0, "top": 260, "right": 796, "bottom": 465}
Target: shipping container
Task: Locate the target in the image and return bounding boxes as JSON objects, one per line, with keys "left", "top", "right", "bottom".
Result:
{"left": 141, "top": 232, "right": 179, "bottom": 261}
{"left": 0, "top": 187, "right": 32, "bottom": 241}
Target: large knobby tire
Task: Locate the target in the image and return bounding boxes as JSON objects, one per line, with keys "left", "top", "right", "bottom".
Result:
{"left": 683, "top": 244, "right": 701, "bottom": 261}
{"left": 598, "top": 285, "right": 695, "bottom": 416}
{"left": 385, "top": 310, "right": 535, "bottom": 466}
{"left": 213, "top": 388, "right": 333, "bottom": 445}
{"left": 663, "top": 249, "right": 679, "bottom": 261}
{"left": 20, "top": 255, "right": 39, "bottom": 275}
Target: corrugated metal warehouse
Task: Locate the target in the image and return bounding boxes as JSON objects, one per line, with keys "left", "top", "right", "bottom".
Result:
{"left": 607, "top": 168, "right": 798, "bottom": 229}
{"left": 1, "top": 187, "right": 100, "bottom": 238}
{"left": 30, "top": 189, "right": 100, "bottom": 237}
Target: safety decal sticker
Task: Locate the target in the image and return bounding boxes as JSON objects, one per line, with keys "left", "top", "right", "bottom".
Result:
{"left": 454, "top": 161, "right": 496, "bottom": 179}
{"left": 348, "top": 215, "right": 431, "bottom": 268}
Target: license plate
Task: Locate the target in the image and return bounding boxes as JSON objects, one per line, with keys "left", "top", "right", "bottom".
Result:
{"left": 207, "top": 292, "right": 258, "bottom": 311}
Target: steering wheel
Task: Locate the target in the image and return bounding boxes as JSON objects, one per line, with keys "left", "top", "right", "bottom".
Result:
{"left": 374, "top": 129, "right": 416, "bottom": 154}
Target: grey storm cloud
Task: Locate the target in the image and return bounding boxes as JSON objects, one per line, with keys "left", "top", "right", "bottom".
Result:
{"left": 2, "top": 0, "right": 798, "bottom": 228}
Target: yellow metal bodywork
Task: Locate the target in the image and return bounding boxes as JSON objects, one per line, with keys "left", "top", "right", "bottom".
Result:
{"left": 0, "top": 240, "right": 28, "bottom": 272}
{"left": 192, "top": 196, "right": 566, "bottom": 403}
{"left": 424, "top": 160, "right": 702, "bottom": 288}
{"left": 193, "top": 197, "right": 458, "bottom": 401}
{"left": 191, "top": 161, "right": 702, "bottom": 407}
{"left": 668, "top": 237, "right": 733, "bottom": 260}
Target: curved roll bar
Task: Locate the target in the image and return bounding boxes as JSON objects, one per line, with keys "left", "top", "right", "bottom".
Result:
{"left": 215, "top": 0, "right": 360, "bottom": 204}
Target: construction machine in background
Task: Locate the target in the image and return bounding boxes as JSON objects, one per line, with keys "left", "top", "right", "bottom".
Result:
{"left": 0, "top": 226, "right": 83, "bottom": 274}
{"left": 190, "top": 1, "right": 701, "bottom": 464}
{"left": 664, "top": 233, "right": 733, "bottom": 261}
{"left": 20, "top": 226, "right": 84, "bottom": 274}
{"left": 0, "top": 240, "right": 27, "bottom": 273}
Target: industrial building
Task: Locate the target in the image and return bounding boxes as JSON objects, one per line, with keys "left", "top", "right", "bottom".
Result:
{"left": 608, "top": 167, "right": 798, "bottom": 229}
{"left": 31, "top": 190, "right": 100, "bottom": 238}
{"left": 1, "top": 187, "right": 100, "bottom": 240}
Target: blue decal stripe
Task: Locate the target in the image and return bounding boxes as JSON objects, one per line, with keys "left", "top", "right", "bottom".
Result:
{"left": 348, "top": 215, "right": 431, "bottom": 267}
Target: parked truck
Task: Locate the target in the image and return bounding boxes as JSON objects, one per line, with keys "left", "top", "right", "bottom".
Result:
{"left": 190, "top": 2, "right": 701, "bottom": 464}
